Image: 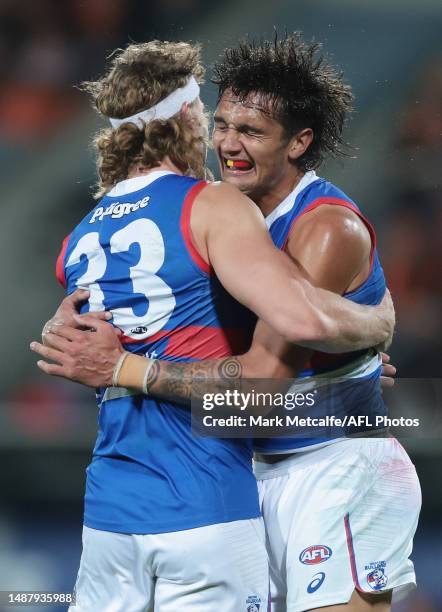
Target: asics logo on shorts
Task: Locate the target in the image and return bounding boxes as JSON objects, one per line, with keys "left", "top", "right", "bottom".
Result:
{"left": 307, "top": 572, "right": 326, "bottom": 594}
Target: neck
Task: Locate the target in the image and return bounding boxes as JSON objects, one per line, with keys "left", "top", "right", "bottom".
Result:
{"left": 256, "top": 168, "right": 305, "bottom": 217}
{"left": 127, "top": 157, "right": 182, "bottom": 179}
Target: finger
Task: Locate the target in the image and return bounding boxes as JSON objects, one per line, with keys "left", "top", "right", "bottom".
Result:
{"left": 380, "top": 352, "right": 390, "bottom": 364}
{"left": 381, "top": 364, "right": 397, "bottom": 377}
{"left": 46, "top": 324, "right": 85, "bottom": 342}
{"left": 30, "top": 341, "right": 66, "bottom": 364}
{"left": 36, "top": 360, "right": 66, "bottom": 377}
{"left": 85, "top": 311, "right": 112, "bottom": 321}
{"left": 42, "top": 319, "right": 72, "bottom": 344}
{"left": 73, "top": 313, "right": 110, "bottom": 331}
{"left": 41, "top": 332, "right": 72, "bottom": 352}
{"left": 44, "top": 312, "right": 111, "bottom": 338}
{"left": 68, "top": 288, "right": 90, "bottom": 305}
{"left": 380, "top": 376, "right": 395, "bottom": 389}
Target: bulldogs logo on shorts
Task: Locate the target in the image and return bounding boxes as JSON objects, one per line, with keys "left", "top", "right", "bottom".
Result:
{"left": 246, "top": 594, "right": 261, "bottom": 611}
{"left": 367, "top": 568, "right": 388, "bottom": 591}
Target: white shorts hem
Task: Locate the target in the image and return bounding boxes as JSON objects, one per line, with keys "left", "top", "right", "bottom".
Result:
{"left": 288, "top": 588, "right": 353, "bottom": 612}
{"left": 288, "top": 576, "right": 417, "bottom": 612}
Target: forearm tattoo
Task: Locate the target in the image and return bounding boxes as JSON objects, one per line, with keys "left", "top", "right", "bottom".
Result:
{"left": 148, "top": 357, "right": 243, "bottom": 404}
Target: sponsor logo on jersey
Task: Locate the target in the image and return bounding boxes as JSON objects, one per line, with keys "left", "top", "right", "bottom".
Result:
{"left": 307, "top": 572, "right": 326, "bottom": 594}
{"left": 131, "top": 326, "right": 149, "bottom": 334}
{"left": 299, "top": 545, "right": 332, "bottom": 565}
{"left": 367, "top": 568, "right": 388, "bottom": 591}
{"left": 89, "top": 196, "right": 150, "bottom": 224}
{"left": 246, "top": 594, "right": 261, "bottom": 611}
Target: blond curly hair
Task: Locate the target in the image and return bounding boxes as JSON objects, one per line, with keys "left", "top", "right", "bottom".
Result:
{"left": 82, "top": 41, "right": 207, "bottom": 198}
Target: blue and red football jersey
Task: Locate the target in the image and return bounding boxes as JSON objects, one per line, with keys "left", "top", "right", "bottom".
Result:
{"left": 56, "top": 171, "right": 259, "bottom": 533}
{"left": 254, "top": 171, "right": 388, "bottom": 453}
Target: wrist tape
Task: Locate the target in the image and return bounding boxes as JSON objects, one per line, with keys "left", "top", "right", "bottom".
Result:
{"left": 112, "top": 352, "right": 156, "bottom": 395}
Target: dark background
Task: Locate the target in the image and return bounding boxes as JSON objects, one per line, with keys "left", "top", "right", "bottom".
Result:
{"left": 0, "top": 0, "right": 441, "bottom": 610}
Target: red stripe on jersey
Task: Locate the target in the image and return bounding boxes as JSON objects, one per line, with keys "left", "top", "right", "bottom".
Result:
{"left": 55, "top": 233, "right": 71, "bottom": 289}
{"left": 180, "top": 181, "right": 212, "bottom": 275}
{"left": 282, "top": 197, "right": 377, "bottom": 273}
{"left": 120, "top": 325, "right": 249, "bottom": 359}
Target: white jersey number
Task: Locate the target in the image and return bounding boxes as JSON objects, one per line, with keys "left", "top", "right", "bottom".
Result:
{"left": 65, "top": 220, "right": 175, "bottom": 340}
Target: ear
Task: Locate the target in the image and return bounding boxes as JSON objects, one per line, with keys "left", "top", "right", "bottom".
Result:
{"left": 181, "top": 101, "right": 190, "bottom": 116}
{"left": 288, "top": 128, "right": 313, "bottom": 162}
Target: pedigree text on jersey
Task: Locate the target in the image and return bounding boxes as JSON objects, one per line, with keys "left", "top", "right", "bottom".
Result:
{"left": 89, "top": 196, "right": 150, "bottom": 224}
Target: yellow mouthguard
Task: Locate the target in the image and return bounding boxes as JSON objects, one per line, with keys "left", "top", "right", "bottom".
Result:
{"left": 226, "top": 160, "right": 234, "bottom": 167}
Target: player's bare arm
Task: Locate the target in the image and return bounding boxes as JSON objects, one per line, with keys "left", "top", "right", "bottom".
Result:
{"left": 37, "top": 180, "right": 394, "bottom": 361}
{"left": 31, "top": 203, "right": 394, "bottom": 396}
{"left": 192, "top": 181, "right": 394, "bottom": 353}
{"left": 121, "top": 203, "right": 380, "bottom": 399}
{"left": 115, "top": 204, "right": 387, "bottom": 405}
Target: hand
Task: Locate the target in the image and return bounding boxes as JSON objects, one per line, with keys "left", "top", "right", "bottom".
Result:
{"left": 375, "top": 289, "right": 396, "bottom": 353}
{"left": 42, "top": 289, "right": 111, "bottom": 346}
{"left": 31, "top": 314, "right": 125, "bottom": 388}
{"left": 380, "top": 352, "right": 396, "bottom": 389}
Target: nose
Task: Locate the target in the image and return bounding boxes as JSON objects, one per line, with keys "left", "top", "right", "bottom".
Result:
{"left": 219, "top": 127, "right": 243, "bottom": 155}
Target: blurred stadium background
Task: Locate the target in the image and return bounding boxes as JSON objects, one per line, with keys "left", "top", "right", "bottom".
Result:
{"left": 0, "top": 0, "right": 441, "bottom": 610}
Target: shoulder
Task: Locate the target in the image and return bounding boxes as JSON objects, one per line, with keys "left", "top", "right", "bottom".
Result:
{"left": 285, "top": 200, "right": 373, "bottom": 291}
{"left": 292, "top": 203, "right": 372, "bottom": 255}
{"left": 195, "top": 181, "right": 264, "bottom": 223}
{"left": 201, "top": 181, "right": 253, "bottom": 205}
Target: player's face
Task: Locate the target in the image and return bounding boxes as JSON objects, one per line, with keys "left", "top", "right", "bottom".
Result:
{"left": 213, "top": 91, "right": 298, "bottom": 204}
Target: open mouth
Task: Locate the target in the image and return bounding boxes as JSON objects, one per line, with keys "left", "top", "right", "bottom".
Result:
{"left": 223, "top": 158, "right": 254, "bottom": 172}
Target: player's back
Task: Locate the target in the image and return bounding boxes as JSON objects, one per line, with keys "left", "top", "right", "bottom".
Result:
{"left": 56, "top": 170, "right": 259, "bottom": 534}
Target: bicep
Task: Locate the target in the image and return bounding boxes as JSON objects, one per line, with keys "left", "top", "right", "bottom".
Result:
{"left": 203, "top": 187, "right": 308, "bottom": 328}
{"left": 242, "top": 207, "right": 372, "bottom": 377}
{"left": 287, "top": 206, "right": 372, "bottom": 293}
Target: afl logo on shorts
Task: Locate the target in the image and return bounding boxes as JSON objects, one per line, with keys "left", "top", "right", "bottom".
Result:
{"left": 299, "top": 545, "right": 332, "bottom": 565}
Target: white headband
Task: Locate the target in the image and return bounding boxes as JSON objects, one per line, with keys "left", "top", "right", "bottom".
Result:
{"left": 109, "top": 76, "right": 200, "bottom": 129}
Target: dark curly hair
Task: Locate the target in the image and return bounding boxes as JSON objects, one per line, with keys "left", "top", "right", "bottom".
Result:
{"left": 212, "top": 33, "right": 353, "bottom": 170}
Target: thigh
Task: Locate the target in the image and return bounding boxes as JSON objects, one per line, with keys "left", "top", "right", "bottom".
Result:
{"left": 258, "top": 439, "right": 421, "bottom": 612}
{"left": 258, "top": 463, "right": 354, "bottom": 612}
{"left": 153, "top": 518, "right": 269, "bottom": 612}
{"left": 70, "top": 526, "right": 154, "bottom": 612}
{"left": 258, "top": 475, "right": 289, "bottom": 612}
{"left": 307, "top": 588, "right": 392, "bottom": 612}
{"left": 343, "top": 439, "right": 421, "bottom": 598}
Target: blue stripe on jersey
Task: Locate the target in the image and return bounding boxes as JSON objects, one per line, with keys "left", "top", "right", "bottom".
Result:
{"left": 60, "top": 172, "right": 259, "bottom": 533}
{"left": 254, "top": 173, "right": 387, "bottom": 453}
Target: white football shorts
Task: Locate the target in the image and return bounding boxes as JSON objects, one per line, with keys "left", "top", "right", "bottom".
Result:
{"left": 254, "top": 437, "right": 421, "bottom": 612}
{"left": 69, "top": 518, "right": 269, "bottom": 612}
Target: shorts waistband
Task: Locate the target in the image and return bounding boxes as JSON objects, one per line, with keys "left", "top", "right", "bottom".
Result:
{"left": 254, "top": 438, "right": 353, "bottom": 480}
